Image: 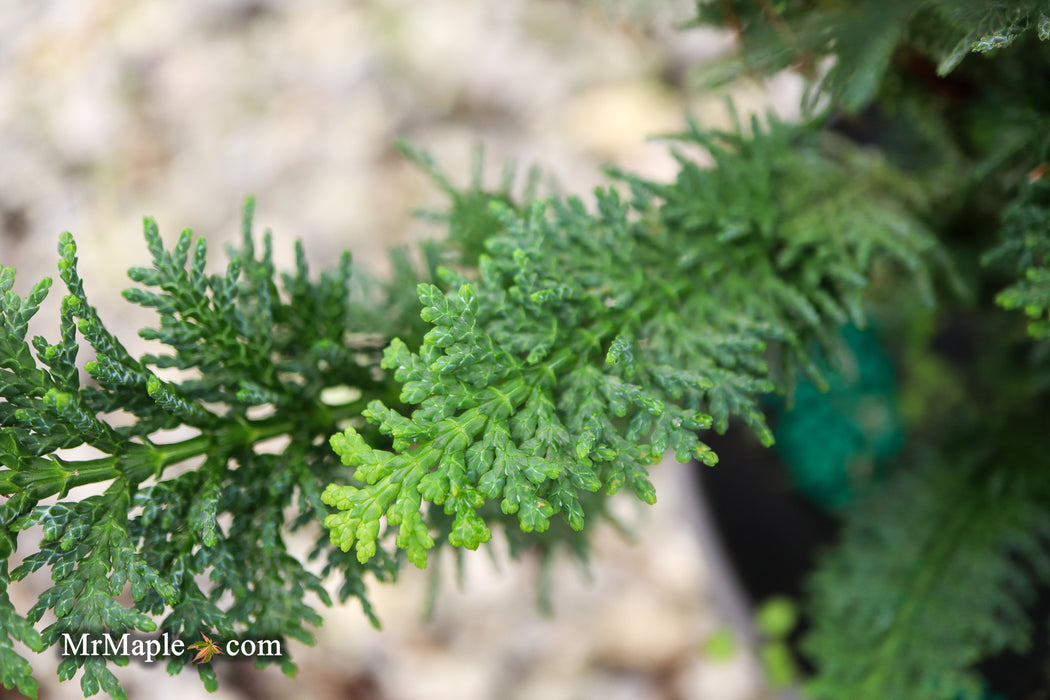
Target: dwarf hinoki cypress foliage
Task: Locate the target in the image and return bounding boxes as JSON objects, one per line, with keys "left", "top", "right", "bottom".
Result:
{"left": 322, "top": 118, "right": 940, "bottom": 570}
{"left": 0, "top": 209, "right": 418, "bottom": 696}
{"left": 3, "top": 2, "right": 1050, "bottom": 698}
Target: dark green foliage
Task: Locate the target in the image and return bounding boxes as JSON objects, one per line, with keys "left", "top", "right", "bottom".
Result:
{"left": 695, "top": 0, "right": 1050, "bottom": 111}
{"left": 803, "top": 455, "right": 1050, "bottom": 700}
{"left": 985, "top": 136, "right": 1050, "bottom": 340}
{"left": 691, "top": 1, "right": 1050, "bottom": 697}
{"left": 0, "top": 203, "right": 409, "bottom": 697}
{"left": 0, "top": 526, "right": 45, "bottom": 697}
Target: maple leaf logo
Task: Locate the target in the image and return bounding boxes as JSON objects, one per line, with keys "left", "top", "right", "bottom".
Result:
{"left": 187, "top": 633, "right": 224, "bottom": 664}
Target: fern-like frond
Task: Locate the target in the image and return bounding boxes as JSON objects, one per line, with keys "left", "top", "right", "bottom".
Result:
{"left": 803, "top": 453, "right": 1050, "bottom": 700}
{"left": 0, "top": 202, "right": 408, "bottom": 697}
{"left": 985, "top": 136, "right": 1050, "bottom": 340}
{"left": 323, "top": 116, "right": 943, "bottom": 568}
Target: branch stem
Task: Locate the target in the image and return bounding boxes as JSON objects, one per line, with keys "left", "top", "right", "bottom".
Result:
{"left": 2, "top": 397, "right": 367, "bottom": 503}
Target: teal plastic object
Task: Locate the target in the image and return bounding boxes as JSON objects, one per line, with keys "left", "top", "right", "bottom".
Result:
{"left": 768, "top": 325, "right": 904, "bottom": 511}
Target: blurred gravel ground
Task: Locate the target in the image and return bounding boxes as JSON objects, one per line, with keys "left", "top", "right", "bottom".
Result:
{"left": 0, "top": 2, "right": 801, "bottom": 698}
